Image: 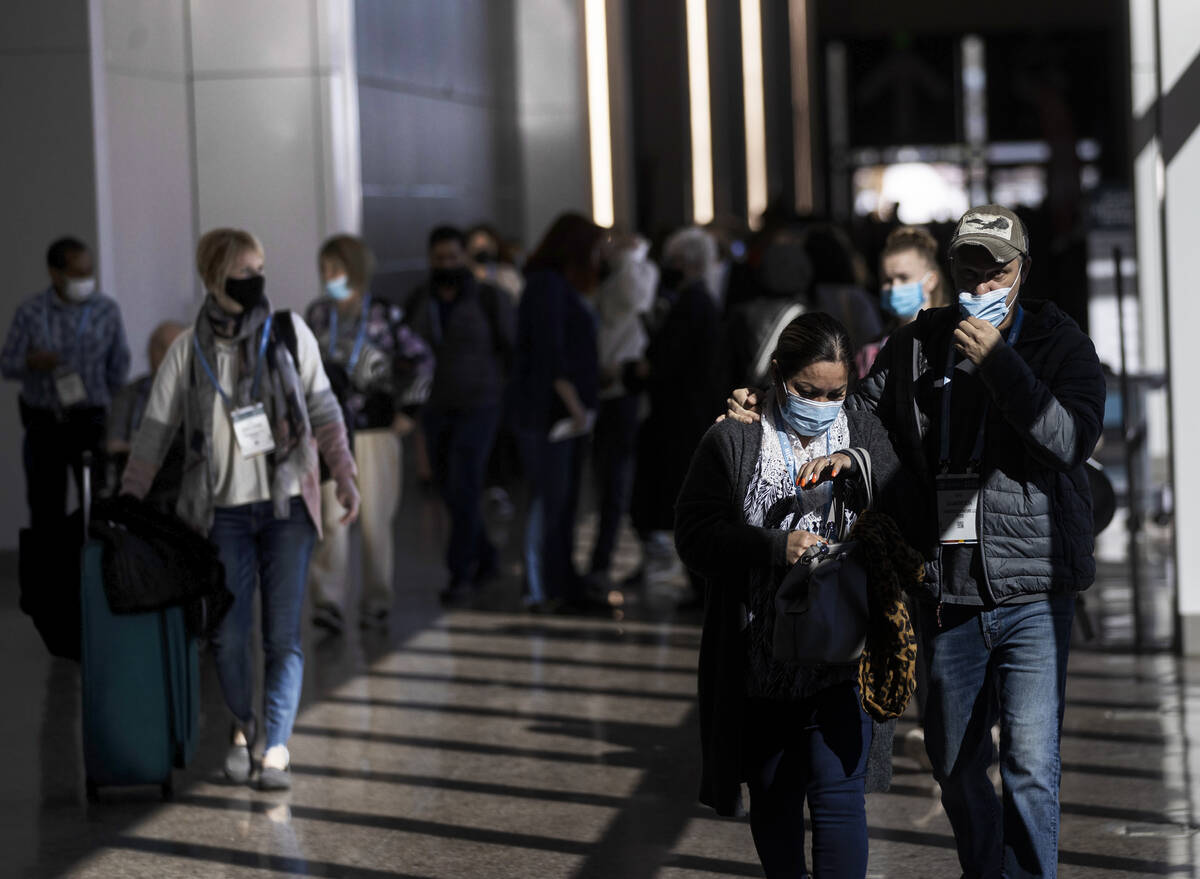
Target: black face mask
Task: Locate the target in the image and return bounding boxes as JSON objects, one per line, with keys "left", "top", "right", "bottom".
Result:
{"left": 224, "top": 274, "right": 266, "bottom": 310}
{"left": 471, "top": 249, "right": 495, "bottom": 265}
{"left": 431, "top": 267, "right": 468, "bottom": 289}
{"left": 661, "top": 267, "right": 684, "bottom": 291}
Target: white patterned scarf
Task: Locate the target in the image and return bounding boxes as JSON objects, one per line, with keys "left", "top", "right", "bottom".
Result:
{"left": 743, "top": 399, "right": 851, "bottom": 536}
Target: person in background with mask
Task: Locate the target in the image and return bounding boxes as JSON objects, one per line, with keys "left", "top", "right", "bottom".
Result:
{"left": 122, "top": 227, "right": 359, "bottom": 792}
{"left": 467, "top": 222, "right": 524, "bottom": 304}
{"left": 724, "top": 205, "right": 1105, "bottom": 878}
{"left": 405, "top": 225, "right": 515, "bottom": 605}
{"left": 106, "top": 320, "right": 187, "bottom": 508}
{"left": 2, "top": 237, "right": 131, "bottom": 529}
{"left": 305, "top": 234, "right": 433, "bottom": 633}
{"left": 586, "top": 234, "right": 658, "bottom": 593}
{"left": 855, "top": 225, "right": 949, "bottom": 378}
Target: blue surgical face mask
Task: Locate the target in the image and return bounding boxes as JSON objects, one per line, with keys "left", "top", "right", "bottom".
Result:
{"left": 882, "top": 272, "right": 931, "bottom": 318}
{"left": 325, "top": 275, "right": 351, "bottom": 301}
{"left": 958, "top": 264, "right": 1020, "bottom": 327}
{"left": 778, "top": 385, "right": 844, "bottom": 437}
{"left": 958, "top": 284, "right": 1014, "bottom": 327}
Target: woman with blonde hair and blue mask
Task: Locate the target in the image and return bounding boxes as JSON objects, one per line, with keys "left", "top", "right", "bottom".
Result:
{"left": 122, "top": 227, "right": 359, "bottom": 791}
{"left": 304, "top": 234, "right": 433, "bottom": 634}
{"left": 856, "top": 225, "right": 949, "bottom": 378}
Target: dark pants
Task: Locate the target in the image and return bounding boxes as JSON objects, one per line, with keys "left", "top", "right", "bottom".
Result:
{"left": 922, "top": 597, "right": 1075, "bottom": 879}
{"left": 423, "top": 405, "right": 501, "bottom": 584}
{"left": 589, "top": 394, "right": 640, "bottom": 575}
{"left": 21, "top": 402, "right": 106, "bottom": 531}
{"left": 746, "top": 684, "right": 873, "bottom": 878}
{"left": 517, "top": 431, "right": 583, "bottom": 604}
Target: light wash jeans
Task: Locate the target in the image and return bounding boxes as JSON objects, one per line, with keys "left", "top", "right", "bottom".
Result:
{"left": 209, "top": 497, "right": 316, "bottom": 749}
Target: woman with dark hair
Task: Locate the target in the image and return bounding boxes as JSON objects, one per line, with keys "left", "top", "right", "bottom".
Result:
{"left": 675, "top": 312, "right": 903, "bottom": 877}
{"left": 512, "top": 212, "right": 604, "bottom": 611}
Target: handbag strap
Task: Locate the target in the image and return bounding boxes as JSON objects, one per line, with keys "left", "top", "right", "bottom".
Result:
{"left": 822, "top": 447, "right": 872, "bottom": 542}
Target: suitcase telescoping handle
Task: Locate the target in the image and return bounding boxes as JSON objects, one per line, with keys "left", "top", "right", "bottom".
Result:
{"left": 81, "top": 450, "right": 92, "bottom": 538}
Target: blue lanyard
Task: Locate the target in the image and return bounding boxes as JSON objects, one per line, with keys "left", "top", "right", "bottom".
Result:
{"left": 42, "top": 290, "right": 93, "bottom": 362}
{"left": 192, "top": 315, "right": 273, "bottom": 410}
{"left": 329, "top": 296, "right": 370, "bottom": 373}
{"left": 939, "top": 305, "right": 1024, "bottom": 470}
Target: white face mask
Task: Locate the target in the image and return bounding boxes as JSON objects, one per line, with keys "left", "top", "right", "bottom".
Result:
{"left": 64, "top": 277, "right": 96, "bottom": 303}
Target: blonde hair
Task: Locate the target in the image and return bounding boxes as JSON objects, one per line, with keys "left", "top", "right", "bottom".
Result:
{"left": 881, "top": 226, "right": 949, "bottom": 307}
{"left": 195, "top": 228, "right": 264, "bottom": 294}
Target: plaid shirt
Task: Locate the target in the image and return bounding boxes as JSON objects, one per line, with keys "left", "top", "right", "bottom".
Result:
{"left": 1, "top": 287, "right": 131, "bottom": 410}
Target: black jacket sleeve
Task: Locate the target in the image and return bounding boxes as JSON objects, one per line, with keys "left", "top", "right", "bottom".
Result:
{"left": 978, "top": 329, "right": 1105, "bottom": 472}
{"left": 675, "top": 424, "right": 789, "bottom": 580}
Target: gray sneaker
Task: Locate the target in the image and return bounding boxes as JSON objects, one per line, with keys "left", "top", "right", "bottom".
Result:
{"left": 259, "top": 764, "right": 292, "bottom": 791}
{"left": 223, "top": 718, "right": 256, "bottom": 784}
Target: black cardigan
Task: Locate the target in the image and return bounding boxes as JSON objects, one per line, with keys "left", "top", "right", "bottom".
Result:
{"left": 675, "top": 409, "right": 906, "bottom": 817}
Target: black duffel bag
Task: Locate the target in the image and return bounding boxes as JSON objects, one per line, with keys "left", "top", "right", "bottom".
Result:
{"left": 88, "top": 495, "right": 232, "bottom": 638}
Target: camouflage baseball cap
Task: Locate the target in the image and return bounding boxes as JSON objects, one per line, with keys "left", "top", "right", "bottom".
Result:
{"left": 949, "top": 204, "right": 1028, "bottom": 264}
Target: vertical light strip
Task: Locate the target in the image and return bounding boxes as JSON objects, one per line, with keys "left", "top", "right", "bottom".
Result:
{"left": 584, "top": 0, "right": 614, "bottom": 228}
{"left": 787, "top": 0, "right": 813, "bottom": 213}
{"left": 740, "top": 0, "right": 767, "bottom": 228}
{"left": 686, "top": 0, "right": 714, "bottom": 224}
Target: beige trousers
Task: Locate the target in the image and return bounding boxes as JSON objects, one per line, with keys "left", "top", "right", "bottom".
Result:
{"left": 308, "top": 428, "right": 402, "bottom": 614}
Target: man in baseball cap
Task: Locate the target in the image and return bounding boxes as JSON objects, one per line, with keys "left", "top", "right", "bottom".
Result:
{"left": 870, "top": 204, "right": 1102, "bottom": 878}
{"left": 723, "top": 203, "right": 1105, "bottom": 876}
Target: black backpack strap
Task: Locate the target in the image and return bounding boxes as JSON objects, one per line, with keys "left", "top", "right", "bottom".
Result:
{"left": 272, "top": 309, "right": 300, "bottom": 364}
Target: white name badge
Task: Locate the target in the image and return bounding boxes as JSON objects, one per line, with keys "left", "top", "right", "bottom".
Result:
{"left": 936, "top": 474, "right": 980, "bottom": 545}
{"left": 231, "top": 403, "right": 276, "bottom": 459}
{"left": 54, "top": 368, "right": 88, "bottom": 408}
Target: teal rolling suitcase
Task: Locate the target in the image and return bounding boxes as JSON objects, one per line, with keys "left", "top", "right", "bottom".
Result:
{"left": 79, "top": 459, "right": 199, "bottom": 800}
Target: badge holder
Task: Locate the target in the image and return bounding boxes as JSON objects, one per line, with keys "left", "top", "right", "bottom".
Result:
{"left": 936, "top": 472, "right": 980, "bottom": 545}
{"left": 54, "top": 367, "right": 88, "bottom": 409}
{"left": 193, "top": 319, "right": 277, "bottom": 460}
{"left": 231, "top": 404, "right": 276, "bottom": 459}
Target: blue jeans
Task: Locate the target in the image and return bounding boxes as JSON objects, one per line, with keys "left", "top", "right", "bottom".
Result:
{"left": 517, "top": 431, "right": 579, "bottom": 604}
{"left": 746, "top": 684, "right": 873, "bottom": 878}
{"left": 922, "top": 596, "right": 1075, "bottom": 879}
{"left": 209, "top": 497, "right": 316, "bottom": 750}
{"left": 423, "top": 405, "right": 500, "bottom": 583}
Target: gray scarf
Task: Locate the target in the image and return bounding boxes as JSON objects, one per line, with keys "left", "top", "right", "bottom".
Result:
{"left": 185, "top": 295, "right": 316, "bottom": 525}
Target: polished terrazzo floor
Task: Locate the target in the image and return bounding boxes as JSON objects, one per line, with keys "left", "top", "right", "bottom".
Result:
{"left": 3, "top": 479, "right": 1199, "bottom": 878}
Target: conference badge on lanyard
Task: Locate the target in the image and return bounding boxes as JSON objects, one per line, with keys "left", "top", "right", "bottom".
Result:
{"left": 231, "top": 403, "right": 275, "bottom": 459}
{"left": 936, "top": 474, "right": 980, "bottom": 545}
{"left": 934, "top": 306, "right": 1024, "bottom": 546}
{"left": 54, "top": 367, "right": 88, "bottom": 409}
{"left": 193, "top": 317, "right": 277, "bottom": 460}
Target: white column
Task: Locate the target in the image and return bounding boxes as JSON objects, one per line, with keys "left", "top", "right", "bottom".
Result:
{"left": 187, "top": 0, "right": 360, "bottom": 314}
{"left": 515, "top": 0, "right": 591, "bottom": 246}
{"left": 91, "top": 0, "right": 196, "bottom": 375}
{"left": 1132, "top": 0, "right": 1200, "bottom": 652}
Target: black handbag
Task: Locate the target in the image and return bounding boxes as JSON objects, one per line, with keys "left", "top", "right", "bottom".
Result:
{"left": 772, "top": 448, "right": 872, "bottom": 665}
